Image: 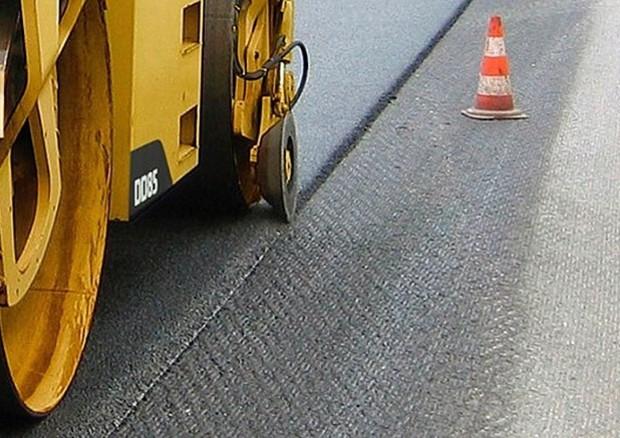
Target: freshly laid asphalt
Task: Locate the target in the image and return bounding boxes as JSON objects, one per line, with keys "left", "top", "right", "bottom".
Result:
{"left": 295, "top": 0, "right": 471, "bottom": 189}
{"left": 5, "top": 0, "right": 620, "bottom": 436}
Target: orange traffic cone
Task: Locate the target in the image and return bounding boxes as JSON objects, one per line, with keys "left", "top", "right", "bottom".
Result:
{"left": 463, "top": 16, "right": 527, "bottom": 120}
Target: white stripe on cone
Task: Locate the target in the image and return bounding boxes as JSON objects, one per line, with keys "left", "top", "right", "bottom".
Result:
{"left": 477, "top": 75, "right": 513, "bottom": 96}
{"left": 484, "top": 37, "right": 507, "bottom": 57}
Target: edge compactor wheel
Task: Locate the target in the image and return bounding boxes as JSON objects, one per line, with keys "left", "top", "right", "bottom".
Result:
{"left": 0, "top": 0, "right": 112, "bottom": 417}
{"left": 202, "top": 0, "right": 304, "bottom": 220}
{"left": 258, "top": 113, "right": 299, "bottom": 223}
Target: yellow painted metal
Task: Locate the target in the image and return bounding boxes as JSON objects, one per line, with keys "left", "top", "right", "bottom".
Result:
{"left": 0, "top": 62, "right": 4, "bottom": 139}
{"left": 284, "top": 145, "right": 293, "bottom": 185}
{"left": 0, "top": 0, "right": 112, "bottom": 415}
{"left": 233, "top": 1, "right": 271, "bottom": 141}
{"left": 0, "top": 0, "right": 299, "bottom": 416}
{"left": 0, "top": 75, "right": 61, "bottom": 307}
{"left": 107, "top": 0, "right": 203, "bottom": 220}
{"left": 104, "top": 0, "right": 298, "bottom": 218}
{"left": 0, "top": 0, "right": 68, "bottom": 308}
{"left": 232, "top": 0, "right": 298, "bottom": 206}
{"left": 0, "top": 0, "right": 87, "bottom": 165}
{"left": 1, "top": 1, "right": 298, "bottom": 215}
{"left": 105, "top": 0, "right": 134, "bottom": 220}
{"left": 234, "top": 0, "right": 297, "bottom": 145}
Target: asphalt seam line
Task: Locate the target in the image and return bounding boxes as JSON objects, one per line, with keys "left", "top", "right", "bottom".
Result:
{"left": 108, "top": 244, "right": 274, "bottom": 435}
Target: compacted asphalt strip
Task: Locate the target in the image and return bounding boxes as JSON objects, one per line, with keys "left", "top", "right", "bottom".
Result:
{"left": 5, "top": 0, "right": 620, "bottom": 436}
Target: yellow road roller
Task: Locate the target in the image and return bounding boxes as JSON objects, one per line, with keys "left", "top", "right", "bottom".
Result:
{"left": 0, "top": 0, "right": 307, "bottom": 417}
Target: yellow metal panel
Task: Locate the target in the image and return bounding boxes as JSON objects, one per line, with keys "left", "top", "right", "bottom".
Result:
{"left": 132, "top": 0, "right": 201, "bottom": 169}
{"left": 106, "top": 1, "right": 135, "bottom": 220}
{"left": 21, "top": 0, "right": 59, "bottom": 81}
{"left": 107, "top": 0, "right": 202, "bottom": 220}
{"left": 234, "top": 1, "right": 270, "bottom": 142}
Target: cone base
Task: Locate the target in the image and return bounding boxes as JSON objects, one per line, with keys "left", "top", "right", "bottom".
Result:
{"left": 462, "top": 107, "right": 528, "bottom": 120}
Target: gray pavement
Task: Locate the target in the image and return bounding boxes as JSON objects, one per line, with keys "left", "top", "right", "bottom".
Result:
{"left": 511, "top": 2, "right": 620, "bottom": 434}
{"left": 295, "top": 0, "right": 470, "bottom": 190}
{"left": 4, "top": 0, "right": 620, "bottom": 436}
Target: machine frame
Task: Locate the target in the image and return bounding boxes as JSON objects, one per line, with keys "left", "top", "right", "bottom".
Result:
{"left": 0, "top": 0, "right": 305, "bottom": 417}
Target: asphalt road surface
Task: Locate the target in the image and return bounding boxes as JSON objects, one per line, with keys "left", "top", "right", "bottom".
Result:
{"left": 4, "top": 0, "right": 620, "bottom": 436}
{"left": 295, "top": 0, "right": 470, "bottom": 189}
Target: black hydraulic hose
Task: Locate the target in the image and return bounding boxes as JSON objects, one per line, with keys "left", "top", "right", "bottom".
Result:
{"left": 289, "top": 41, "right": 309, "bottom": 109}
{"left": 281, "top": 41, "right": 309, "bottom": 109}
{"left": 231, "top": 2, "right": 309, "bottom": 110}
{"left": 233, "top": 40, "right": 309, "bottom": 110}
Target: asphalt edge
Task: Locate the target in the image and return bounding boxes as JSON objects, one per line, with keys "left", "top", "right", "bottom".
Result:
{"left": 298, "top": 0, "right": 475, "bottom": 207}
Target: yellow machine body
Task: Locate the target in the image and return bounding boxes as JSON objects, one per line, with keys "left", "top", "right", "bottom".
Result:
{"left": 106, "top": 0, "right": 202, "bottom": 220}
{"left": 105, "top": 0, "right": 296, "bottom": 220}
{"left": 0, "top": 0, "right": 301, "bottom": 417}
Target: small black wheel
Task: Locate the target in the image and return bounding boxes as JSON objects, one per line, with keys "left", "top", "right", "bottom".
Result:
{"left": 258, "top": 113, "right": 299, "bottom": 223}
